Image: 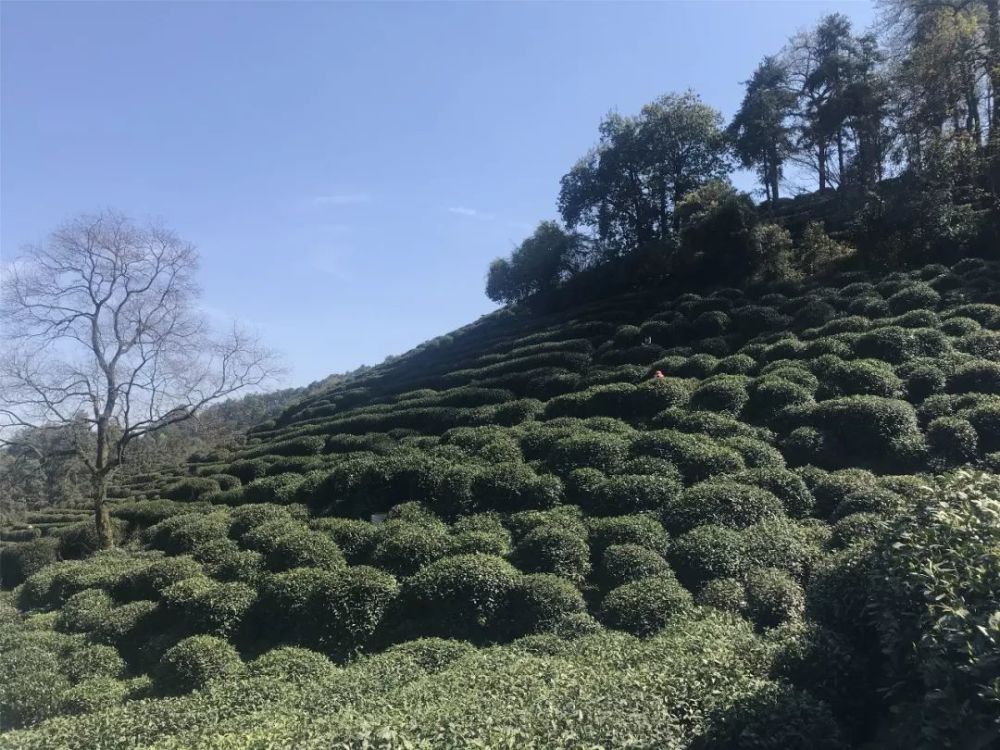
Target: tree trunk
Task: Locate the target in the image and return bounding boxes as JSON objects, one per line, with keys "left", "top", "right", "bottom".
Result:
{"left": 818, "top": 142, "right": 828, "bottom": 191}
{"left": 93, "top": 474, "right": 114, "bottom": 549}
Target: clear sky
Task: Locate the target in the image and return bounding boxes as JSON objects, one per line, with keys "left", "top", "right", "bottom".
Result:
{"left": 2, "top": 0, "right": 876, "bottom": 387}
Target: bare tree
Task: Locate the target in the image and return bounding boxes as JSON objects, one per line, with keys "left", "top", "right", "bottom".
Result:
{"left": 0, "top": 210, "right": 283, "bottom": 548}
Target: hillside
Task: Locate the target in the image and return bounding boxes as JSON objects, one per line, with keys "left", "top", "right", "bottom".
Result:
{"left": 2, "top": 258, "right": 999, "bottom": 748}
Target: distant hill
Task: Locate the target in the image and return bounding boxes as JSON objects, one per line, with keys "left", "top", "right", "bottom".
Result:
{"left": 2, "top": 258, "right": 999, "bottom": 748}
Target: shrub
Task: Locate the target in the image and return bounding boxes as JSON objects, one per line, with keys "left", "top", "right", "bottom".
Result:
{"left": 689, "top": 377, "right": 749, "bottom": 416}
{"left": 52, "top": 519, "right": 127, "bottom": 559}
{"left": 831, "top": 486, "right": 903, "bottom": 520}
{"left": 587, "top": 514, "right": 669, "bottom": 557}
{"left": 927, "top": 416, "right": 979, "bottom": 464}
{"left": 58, "top": 677, "right": 128, "bottom": 716}
{"left": 311, "top": 566, "right": 400, "bottom": 658}
{"left": 90, "top": 600, "right": 159, "bottom": 649}
{"left": 695, "top": 577, "right": 746, "bottom": 614}
{"left": 225, "top": 458, "right": 268, "bottom": 484}
{"left": 371, "top": 521, "right": 451, "bottom": 577}
{"left": 904, "top": 363, "right": 946, "bottom": 401}
{"left": 156, "top": 635, "right": 244, "bottom": 695}
{"left": 720, "top": 437, "right": 783, "bottom": 470}
{"left": 809, "top": 396, "right": 920, "bottom": 460}
{"left": 239, "top": 519, "right": 305, "bottom": 555}
{"left": 589, "top": 473, "right": 680, "bottom": 515}
{"left": 401, "top": 554, "right": 520, "bottom": 641}
{"left": 869, "top": 470, "right": 1000, "bottom": 748}
{"left": 114, "top": 556, "right": 203, "bottom": 602}
{"left": 664, "top": 480, "right": 784, "bottom": 533}
{"left": 948, "top": 361, "right": 1000, "bottom": 394}
{"left": 743, "top": 567, "right": 804, "bottom": 629}
{"left": 247, "top": 646, "right": 337, "bottom": 684}
{"left": 600, "top": 543, "right": 670, "bottom": 588}
{"left": 809, "top": 469, "right": 878, "bottom": 519}
{"left": 55, "top": 588, "right": 115, "bottom": 633}
{"left": 61, "top": 644, "right": 126, "bottom": 682}
{"left": 0, "top": 645, "right": 70, "bottom": 729}
{"left": 194, "top": 541, "right": 265, "bottom": 585}
{"left": 633, "top": 429, "right": 745, "bottom": 483}
{"left": 0, "top": 537, "right": 59, "bottom": 588}
{"left": 548, "top": 433, "right": 630, "bottom": 475}
{"left": 806, "top": 543, "right": 877, "bottom": 640}
{"left": 668, "top": 525, "right": 748, "bottom": 590}
{"left": 309, "top": 517, "right": 378, "bottom": 564}
{"left": 698, "top": 683, "right": 847, "bottom": 750}
{"left": 821, "top": 358, "right": 902, "bottom": 398}
{"left": 471, "top": 462, "right": 563, "bottom": 512}
{"left": 163, "top": 477, "right": 221, "bottom": 502}
{"left": 161, "top": 576, "right": 257, "bottom": 638}
{"left": 267, "top": 530, "right": 346, "bottom": 572}
{"left": 228, "top": 503, "right": 296, "bottom": 539}
{"left": 600, "top": 572, "right": 692, "bottom": 636}
{"left": 967, "top": 403, "right": 1000, "bottom": 451}
{"left": 829, "top": 512, "right": 883, "bottom": 548}
{"left": 744, "top": 377, "right": 813, "bottom": 426}
{"left": 503, "top": 573, "right": 586, "bottom": 637}
{"left": 957, "top": 330, "right": 1000, "bottom": 359}
{"left": 242, "top": 474, "right": 305, "bottom": 505}
{"left": 512, "top": 524, "right": 591, "bottom": 582}
{"left": 730, "top": 468, "right": 813, "bottom": 518}
{"left": 888, "top": 282, "right": 940, "bottom": 314}
{"left": 145, "top": 512, "right": 230, "bottom": 555}
{"left": 742, "top": 519, "right": 823, "bottom": 582}
{"left": 630, "top": 377, "right": 690, "bottom": 415}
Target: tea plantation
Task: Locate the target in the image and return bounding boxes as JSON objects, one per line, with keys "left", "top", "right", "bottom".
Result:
{"left": 1, "top": 259, "right": 999, "bottom": 748}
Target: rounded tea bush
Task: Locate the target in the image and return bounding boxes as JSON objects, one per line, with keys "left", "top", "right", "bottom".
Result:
{"left": 695, "top": 577, "right": 746, "bottom": 615}
{"left": 503, "top": 573, "right": 586, "bottom": 637}
{"left": 114, "top": 556, "right": 203, "bottom": 602}
{"left": 888, "top": 282, "right": 940, "bottom": 314}
{"left": 590, "top": 473, "right": 680, "bottom": 515}
{"left": 667, "top": 524, "right": 748, "bottom": 590}
{"left": 947, "top": 361, "right": 1000, "bottom": 394}
{"left": 0, "top": 538, "right": 60, "bottom": 589}
{"left": 156, "top": 635, "right": 244, "bottom": 695}
{"left": 600, "top": 543, "right": 671, "bottom": 588}
{"left": 927, "top": 416, "right": 979, "bottom": 464}
{"left": 744, "top": 567, "right": 805, "bottom": 629}
{"left": 55, "top": 589, "right": 115, "bottom": 633}
{"left": 698, "top": 683, "right": 847, "bottom": 750}
{"left": 401, "top": 554, "right": 520, "bottom": 641}
{"left": 61, "top": 643, "right": 126, "bottom": 683}
{"left": 664, "top": 480, "right": 784, "bottom": 533}
{"left": 370, "top": 520, "right": 451, "bottom": 577}
{"left": 310, "top": 565, "right": 400, "bottom": 658}
{"left": 247, "top": 646, "right": 338, "bottom": 684}
{"left": 587, "top": 514, "right": 669, "bottom": 557}
{"left": 600, "top": 572, "right": 692, "bottom": 636}
{"left": 512, "top": 524, "right": 591, "bottom": 582}
{"left": 689, "top": 377, "right": 749, "bottom": 416}
{"left": 266, "top": 529, "right": 346, "bottom": 572}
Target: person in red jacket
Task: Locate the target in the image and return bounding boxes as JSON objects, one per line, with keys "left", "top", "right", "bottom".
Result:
{"left": 652, "top": 370, "right": 665, "bottom": 379}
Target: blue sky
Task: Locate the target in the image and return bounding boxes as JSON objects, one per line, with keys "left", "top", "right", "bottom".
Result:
{"left": 2, "top": 1, "right": 875, "bottom": 387}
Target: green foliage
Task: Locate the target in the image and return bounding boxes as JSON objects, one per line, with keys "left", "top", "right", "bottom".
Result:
{"left": 869, "top": 470, "right": 1000, "bottom": 748}
{"left": 665, "top": 479, "right": 784, "bottom": 532}
{"left": 512, "top": 524, "right": 591, "bottom": 582}
{"left": 0, "top": 537, "right": 59, "bottom": 588}
{"left": 599, "top": 543, "right": 671, "bottom": 588}
{"left": 504, "top": 573, "right": 586, "bottom": 637}
{"left": 156, "top": 635, "right": 244, "bottom": 695}
{"left": 743, "top": 567, "right": 805, "bottom": 629}
{"left": 401, "top": 554, "right": 520, "bottom": 641}
{"left": 161, "top": 576, "right": 257, "bottom": 638}
{"left": 600, "top": 572, "right": 693, "bottom": 636}
{"left": 371, "top": 520, "right": 450, "bottom": 577}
